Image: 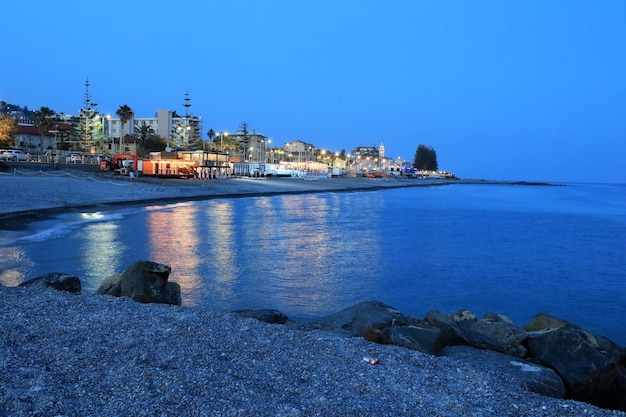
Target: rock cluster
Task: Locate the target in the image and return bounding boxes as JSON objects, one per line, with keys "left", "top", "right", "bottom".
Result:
{"left": 16, "top": 262, "right": 626, "bottom": 412}
{"left": 289, "top": 301, "right": 626, "bottom": 412}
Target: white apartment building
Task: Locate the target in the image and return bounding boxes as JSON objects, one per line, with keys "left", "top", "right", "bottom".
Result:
{"left": 102, "top": 109, "right": 203, "bottom": 150}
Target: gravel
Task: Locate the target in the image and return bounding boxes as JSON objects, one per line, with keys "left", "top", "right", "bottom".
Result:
{"left": 1, "top": 286, "right": 624, "bottom": 416}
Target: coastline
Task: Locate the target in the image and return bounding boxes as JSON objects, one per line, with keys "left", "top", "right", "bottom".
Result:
{"left": 0, "top": 169, "right": 546, "bottom": 223}
{"left": 4, "top": 171, "right": 615, "bottom": 415}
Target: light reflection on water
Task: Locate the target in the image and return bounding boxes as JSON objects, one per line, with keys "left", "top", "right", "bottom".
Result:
{"left": 79, "top": 222, "right": 123, "bottom": 292}
{"left": 197, "top": 201, "right": 239, "bottom": 305}
{"left": 146, "top": 203, "right": 203, "bottom": 299}
{"left": 0, "top": 247, "right": 30, "bottom": 286}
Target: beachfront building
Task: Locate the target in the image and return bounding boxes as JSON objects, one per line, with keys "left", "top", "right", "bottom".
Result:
{"left": 10, "top": 120, "right": 78, "bottom": 154}
{"left": 349, "top": 146, "right": 381, "bottom": 174}
{"left": 102, "top": 109, "right": 202, "bottom": 152}
{"left": 227, "top": 130, "right": 268, "bottom": 162}
{"left": 12, "top": 124, "right": 55, "bottom": 154}
{"left": 283, "top": 140, "right": 314, "bottom": 162}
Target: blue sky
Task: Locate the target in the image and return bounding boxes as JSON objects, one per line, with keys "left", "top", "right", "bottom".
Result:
{"left": 2, "top": 1, "right": 625, "bottom": 183}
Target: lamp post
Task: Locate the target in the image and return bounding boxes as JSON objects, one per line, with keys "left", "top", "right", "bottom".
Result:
{"left": 105, "top": 114, "right": 111, "bottom": 154}
{"left": 219, "top": 131, "right": 228, "bottom": 152}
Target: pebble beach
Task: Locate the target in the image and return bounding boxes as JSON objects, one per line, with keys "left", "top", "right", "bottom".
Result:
{"left": 1, "top": 170, "right": 623, "bottom": 416}
{"left": 0, "top": 170, "right": 457, "bottom": 218}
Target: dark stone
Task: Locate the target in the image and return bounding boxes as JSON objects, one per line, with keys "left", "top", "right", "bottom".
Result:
{"left": 425, "top": 309, "right": 527, "bottom": 357}
{"left": 361, "top": 327, "right": 389, "bottom": 344}
{"left": 524, "top": 312, "right": 571, "bottom": 331}
{"left": 18, "top": 273, "right": 81, "bottom": 294}
{"left": 233, "top": 309, "right": 290, "bottom": 324}
{"left": 96, "top": 260, "right": 181, "bottom": 306}
{"left": 299, "top": 301, "right": 407, "bottom": 336}
{"left": 384, "top": 322, "right": 442, "bottom": 355}
{"left": 441, "top": 345, "right": 566, "bottom": 399}
{"left": 525, "top": 313, "right": 626, "bottom": 411}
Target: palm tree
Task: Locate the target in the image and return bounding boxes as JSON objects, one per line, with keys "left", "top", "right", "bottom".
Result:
{"left": 116, "top": 104, "right": 134, "bottom": 153}
{"left": 135, "top": 121, "right": 155, "bottom": 141}
{"left": 207, "top": 129, "right": 216, "bottom": 150}
{"left": 32, "top": 107, "right": 56, "bottom": 154}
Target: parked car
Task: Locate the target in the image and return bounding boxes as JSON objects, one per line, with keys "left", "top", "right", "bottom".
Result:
{"left": 69, "top": 152, "right": 83, "bottom": 162}
{"left": 0, "top": 149, "right": 28, "bottom": 161}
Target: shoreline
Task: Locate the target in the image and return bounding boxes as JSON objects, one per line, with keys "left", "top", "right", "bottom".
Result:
{"left": 2, "top": 171, "right": 623, "bottom": 415}
{"left": 0, "top": 169, "right": 551, "bottom": 226}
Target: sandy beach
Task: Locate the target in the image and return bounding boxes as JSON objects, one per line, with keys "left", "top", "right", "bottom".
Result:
{"left": 0, "top": 169, "right": 462, "bottom": 218}
{"left": 1, "top": 170, "right": 622, "bottom": 416}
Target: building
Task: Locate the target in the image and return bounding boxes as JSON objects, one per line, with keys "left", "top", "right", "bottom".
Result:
{"left": 226, "top": 130, "right": 268, "bottom": 162}
{"left": 283, "top": 140, "right": 314, "bottom": 162}
{"left": 349, "top": 146, "right": 381, "bottom": 173}
{"left": 350, "top": 146, "right": 379, "bottom": 159}
{"left": 102, "top": 109, "right": 202, "bottom": 153}
{"left": 12, "top": 124, "right": 55, "bottom": 154}
{"left": 11, "top": 122, "right": 76, "bottom": 154}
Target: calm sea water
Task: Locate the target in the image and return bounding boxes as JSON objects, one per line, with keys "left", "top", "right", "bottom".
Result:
{"left": 1, "top": 182, "right": 625, "bottom": 345}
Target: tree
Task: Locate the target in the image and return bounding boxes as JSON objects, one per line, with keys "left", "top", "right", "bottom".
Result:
{"left": 0, "top": 115, "right": 17, "bottom": 148}
{"left": 32, "top": 107, "right": 56, "bottom": 154}
{"left": 240, "top": 122, "right": 249, "bottom": 160}
{"left": 116, "top": 104, "right": 134, "bottom": 153}
{"left": 413, "top": 144, "right": 438, "bottom": 171}
{"left": 135, "top": 121, "right": 155, "bottom": 141}
{"left": 221, "top": 135, "right": 240, "bottom": 153}
{"left": 137, "top": 135, "right": 167, "bottom": 158}
{"left": 207, "top": 129, "right": 216, "bottom": 150}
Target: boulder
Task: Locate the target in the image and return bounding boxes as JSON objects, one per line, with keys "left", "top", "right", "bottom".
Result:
{"left": 524, "top": 312, "right": 571, "bottom": 331}
{"left": 96, "top": 260, "right": 181, "bottom": 306}
{"left": 384, "top": 322, "right": 442, "bottom": 355}
{"left": 360, "top": 327, "right": 389, "bottom": 344}
{"left": 425, "top": 309, "right": 527, "bottom": 357}
{"left": 299, "top": 301, "right": 407, "bottom": 336}
{"left": 19, "top": 273, "right": 81, "bottom": 294}
{"left": 441, "top": 345, "right": 566, "bottom": 399}
{"left": 525, "top": 313, "right": 626, "bottom": 410}
{"left": 233, "top": 309, "right": 290, "bottom": 324}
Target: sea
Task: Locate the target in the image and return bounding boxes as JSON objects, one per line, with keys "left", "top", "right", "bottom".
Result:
{"left": 1, "top": 181, "right": 625, "bottom": 346}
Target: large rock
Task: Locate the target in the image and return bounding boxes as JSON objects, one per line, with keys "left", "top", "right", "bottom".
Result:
{"left": 384, "top": 321, "right": 442, "bottom": 355}
{"left": 18, "top": 273, "right": 81, "bottom": 294}
{"left": 425, "top": 309, "right": 527, "bottom": 357}
{"left": 299, "top": 301, "right": 407, "bottom": 336}
{"left": 233, "top": 309, "right": 290, "bottom": 324}
{"left": 441, "top": 345, "right": 566, "bottom": 399}
{"left": 525, "top": 313, "right": 626, "bottom": 410}
{"left": 96, "top": 260, "right": 181, "bottom": 306}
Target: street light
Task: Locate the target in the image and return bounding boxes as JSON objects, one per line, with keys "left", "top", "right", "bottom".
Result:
{"left": 105, "top": 114, "right": 111, "bottom": 154}
{"left": 219, "top": 131, "right": 228, "bottom": 152}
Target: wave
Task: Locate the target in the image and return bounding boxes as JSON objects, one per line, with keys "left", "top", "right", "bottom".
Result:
{"left": 0, "top": 211, "right": 127, "bottom": 246}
